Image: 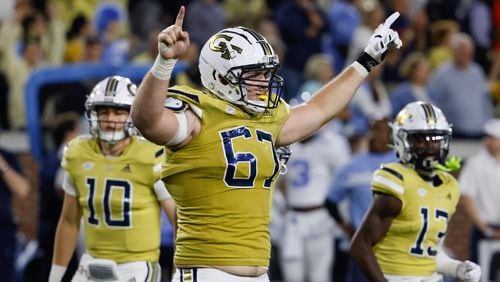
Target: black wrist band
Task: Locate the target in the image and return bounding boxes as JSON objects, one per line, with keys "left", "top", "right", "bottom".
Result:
{"left": 356, "top": 52, "right": 379, "bottom": 73}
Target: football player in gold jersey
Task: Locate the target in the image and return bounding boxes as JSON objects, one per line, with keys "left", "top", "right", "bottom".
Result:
{"left": 350, "top": 101, "right": 481, "bottom": 282}
{"left": 49, "top": 76, "right": 176, "bottom": 282}
{"left": 131, "top": 6, "right": 402, "bottom": 282}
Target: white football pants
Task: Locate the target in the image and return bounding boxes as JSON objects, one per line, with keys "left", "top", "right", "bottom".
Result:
{"left": 172, "top": 267, "right": 270, "bottom": 282}
{"left": 280, "top": 208, "right": 335, "bottom": 282}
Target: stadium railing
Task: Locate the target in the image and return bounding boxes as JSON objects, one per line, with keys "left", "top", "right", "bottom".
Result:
{"left": 25, "top": 63, "right": 180, "bottom": 162}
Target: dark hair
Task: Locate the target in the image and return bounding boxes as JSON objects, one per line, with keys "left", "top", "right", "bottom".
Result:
{"left": 21, "top": 14, "right": 37, "bottom": 35}
{"left": 67, "top": 13, "right": 89, "bottom": 40}
{"left": 22, "top": 34, "right": 41, "bottom": 51}
{"left": 21, "top": 12, "right": 46, "bottom": 36}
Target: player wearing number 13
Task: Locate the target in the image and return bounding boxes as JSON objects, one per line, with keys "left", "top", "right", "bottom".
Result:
{"left": 132, "top": 5, "right": 402, "bottom": 282}
{"left": 349, "top": 101, "right": 481, "bottom": 282}
{"left": 48, "top": 76, "right": 176, "bottom": 282}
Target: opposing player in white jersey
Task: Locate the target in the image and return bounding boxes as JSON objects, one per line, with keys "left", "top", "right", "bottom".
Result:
{"left": 280, "top": 127, "right": 351, "bottom": 282}
{"left": 268, "top": 146, "right": 291, "bottom": 281}
{"left": 49, "top": 76, "right": 176, "bottom": 282}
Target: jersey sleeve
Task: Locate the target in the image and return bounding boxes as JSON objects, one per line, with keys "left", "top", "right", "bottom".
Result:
{"left": 152, "top": 145, "right": 165, "bottom": 180}
{"left": 60, "top": 137, "right": 80, "bottom": 195}
{"left": 154, "top": 180, "right": 171, "bottom": 201}
{"left": 62, "top": 172, "right": 77, "bottom": 196}
{"left": 167, "top": 85, "right": 204, "bottom": 118}
{"left": 371, "top": 164, "right": 405, "bottom": 201}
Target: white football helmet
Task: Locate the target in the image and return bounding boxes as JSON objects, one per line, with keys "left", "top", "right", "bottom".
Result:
{"left": 85, "top": 76, "right": 137, "bottom": 143}
{"left": 391, "top": 101, "right": 452, "bottom": 172}
{"left": 199, "top": 27, "right": 284, "bottom": 114}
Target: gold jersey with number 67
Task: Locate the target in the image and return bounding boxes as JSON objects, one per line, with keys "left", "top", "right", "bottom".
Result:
{"left": 371, "top": 162, "right": 460, "bottom": 276}
{"left": 162, "top": 85, "right": 290, "bottom": 267}
{"left": 61, "top": 135, "right": 166, "bottom": 262}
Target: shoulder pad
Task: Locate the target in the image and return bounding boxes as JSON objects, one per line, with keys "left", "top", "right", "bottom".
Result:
{"left": 64, "top": 135, "right": 89, "bottom": 159}
{"left": 67, "top": 134, "right": 90, "bottom": 147}
{"left": 380, "top": 165, "right": 404, "bottom": 181}
{"left": 164, "top": 97, "right": 186, "bottom": 112}
{"left": 78, "top": 134, "right": 93, "bottom": 140}
{"left": 372, "top": 164, "right": 405, "bottom": 196}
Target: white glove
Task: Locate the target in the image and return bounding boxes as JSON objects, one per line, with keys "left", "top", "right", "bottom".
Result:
{"left": 456, "top": 260, "right": 482, "bottom": 282}
{"left": 364, "top": 11, "right": 403, "bottom": 62}
{"left": 353, "top": 12, "right": 403, "bottom": 76}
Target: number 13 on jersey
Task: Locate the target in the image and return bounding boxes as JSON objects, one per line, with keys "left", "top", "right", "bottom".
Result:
{"left": 410, "top": 207, "right": 448, "bottom": 257}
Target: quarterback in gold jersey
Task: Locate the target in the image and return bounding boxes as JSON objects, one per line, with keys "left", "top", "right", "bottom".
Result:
{"left": 350, "top": 102, "right": 481, "bottom": 282}
{"left": 49, "top": 76, "right": 175, "bottom": 282}
{"left": 132, "top": 5, "right": 402, "bottom": 282}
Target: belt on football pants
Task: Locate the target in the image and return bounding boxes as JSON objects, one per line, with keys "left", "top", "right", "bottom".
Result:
{"left": 291, "top": 204, "right": 324, "bottom": 212}
{"left": 180, "top": 268, "right": 198, "bottom": 282}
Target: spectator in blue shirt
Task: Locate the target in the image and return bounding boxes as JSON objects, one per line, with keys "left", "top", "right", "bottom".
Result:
{"left": 429, "top": 32, "right": 493, "bottom": 138}
{"left": 324, "top": 0, "right": 361, "bottom": 72}
{"left": 325, "top": 118, "right": 397, "bottom": 282}
{"left": 389, "top": 52, "right": 435, "bottom": 117}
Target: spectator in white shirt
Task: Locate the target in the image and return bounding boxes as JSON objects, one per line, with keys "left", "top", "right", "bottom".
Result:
{"left": 459, "top": 118, "right": 500, "bottom": 263}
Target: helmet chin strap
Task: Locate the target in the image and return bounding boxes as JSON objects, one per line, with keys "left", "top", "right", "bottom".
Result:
{"left": 98, "top": 130, "right": 127, "bottom": 143}
{"left": 238, "top": 85, "right": 267, "bottom": 114}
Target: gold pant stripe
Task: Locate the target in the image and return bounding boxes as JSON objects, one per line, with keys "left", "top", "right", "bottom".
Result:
{"left": 180, "top": 268, "right": 198, "bottom": 282}
{"left": 146, "top": 262, "right": 160, "bottom": 282}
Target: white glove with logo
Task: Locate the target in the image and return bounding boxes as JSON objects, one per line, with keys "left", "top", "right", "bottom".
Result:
{"left": 456, "top": 260, "right": 482, "bottom": 282}
{"left": 353, "top": 12, "right": 403, "bottom": 76}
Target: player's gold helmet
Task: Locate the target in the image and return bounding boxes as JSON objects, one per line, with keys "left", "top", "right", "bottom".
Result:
{"left": 199, "top": 27, "right": 284, "bottom": 114}
{"left": 391, "top": 101, "right": 452, "bottom": 171}
{"left": 85, "top": 76, "right": 137, "bottom": 142}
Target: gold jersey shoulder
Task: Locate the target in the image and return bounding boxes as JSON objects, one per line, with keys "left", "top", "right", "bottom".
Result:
{"left": 164, "top": 85, "right": 290, "bottom": 267}
{"left": 370, "top": 162, "right": 460, "bottom": 276}
{"left": 63, "top": 135, "right": 165, "bottom": 262}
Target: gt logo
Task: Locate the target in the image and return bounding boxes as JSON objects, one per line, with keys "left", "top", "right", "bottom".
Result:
{"left": 209, "top": 34, "right": 243, "bottom": 60}
{"left": 396, "top": 111, "right": 412, "bottom": 125}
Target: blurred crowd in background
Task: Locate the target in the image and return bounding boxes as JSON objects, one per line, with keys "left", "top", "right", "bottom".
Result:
{"left": 2, "top": 0, "right": 500, "bottom": 281}
{"left": 0, "top": 0, "right": 499, "bottom": 134}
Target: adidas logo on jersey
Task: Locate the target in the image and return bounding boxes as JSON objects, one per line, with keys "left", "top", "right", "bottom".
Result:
{"left": 446, "top": 193, "right": 452, "bottom": 200}
{"left": 122, "top": 164, "right": 131, "bottom": 172}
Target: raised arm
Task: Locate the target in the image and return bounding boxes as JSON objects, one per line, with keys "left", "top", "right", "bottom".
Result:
{"left": 277, "top": 12, "right": 402, "bottom": 145}
{"left": 131, "top": 6, "right": 194, "bottom": 145}
{"left": 349, "top": 192, "right": 401, "bottom": 282}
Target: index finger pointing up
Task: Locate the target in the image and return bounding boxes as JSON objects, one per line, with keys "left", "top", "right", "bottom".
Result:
{"left": 175, "top": 6, "right": 185, "bottom": 27}
{"left": 383, "top": 12, "right": 400, "bottom": 28}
